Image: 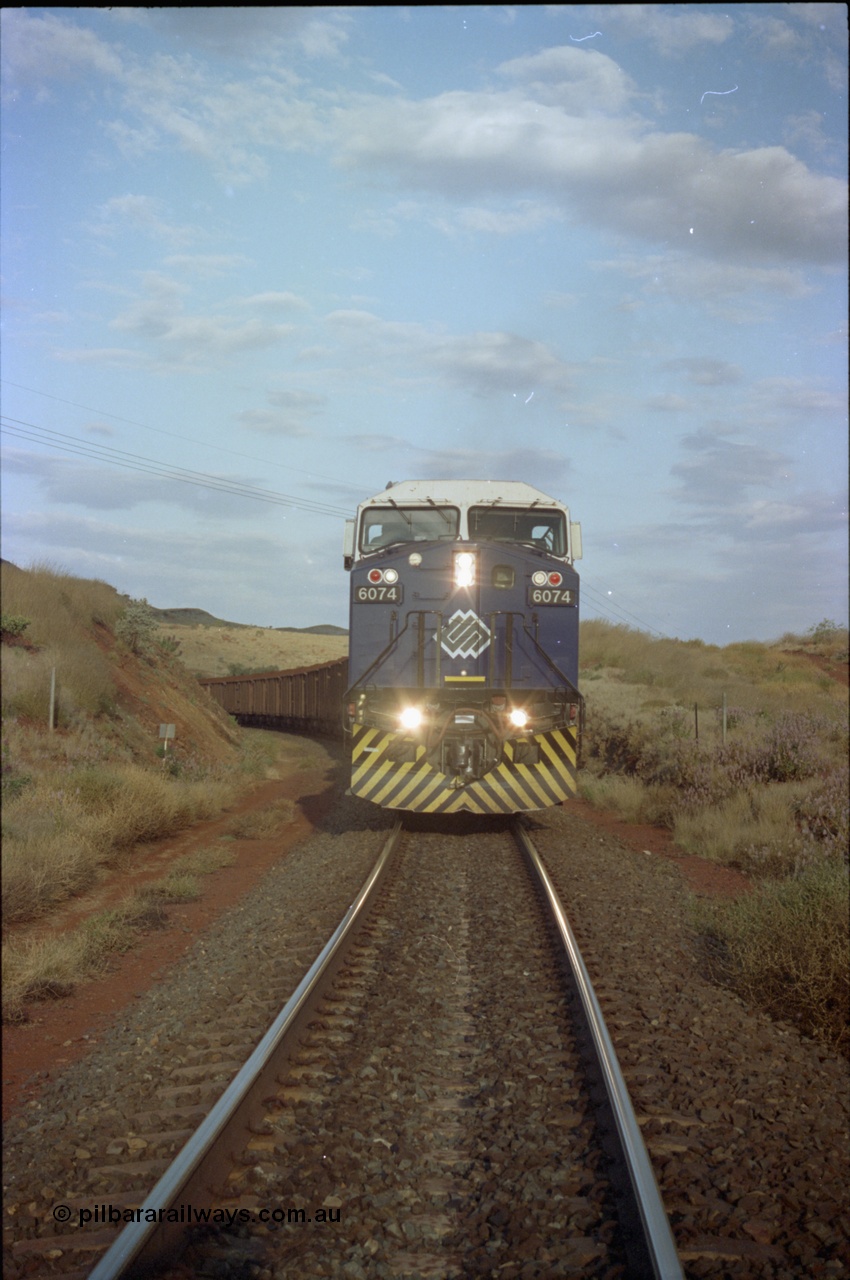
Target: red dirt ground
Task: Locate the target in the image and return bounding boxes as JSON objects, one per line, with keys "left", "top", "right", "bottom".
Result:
{"left": 1, "top": 763, "right": 335, "bottom": 1123}
{"left": 569, "top": 796, "right": 753, "bottom": 899}
{"left": 2, "top": 772, "right": 749, "bottom": 1124}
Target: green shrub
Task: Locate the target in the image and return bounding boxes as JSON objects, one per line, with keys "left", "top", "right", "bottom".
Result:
{"left": 695, "top": 859, "right": 849, "bottom": 1054}
{"left": 158, "top": 633, "right": 183, "bottom": 656}
{"left": 807, "top": 618, "right": 846, "bottom": 644}
{"left": 115, "top": 598, "right": 157, "bottom": 655}
{"left": 1, "top": 614, "right": 30, "bottom": 638}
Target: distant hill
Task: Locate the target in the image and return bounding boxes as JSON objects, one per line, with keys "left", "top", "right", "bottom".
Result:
{"left": 277, "top": 624, "right": 348, "bottom": 636}
{"left": 152, "top": 607, "right": 347, "bottom": 636}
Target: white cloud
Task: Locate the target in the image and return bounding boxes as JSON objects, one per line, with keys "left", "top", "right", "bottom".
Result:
{"left": 164, "top": 254, "right": 252, "bottom": 278}
{"left": 92, "top": 195, "right": 200, "bottom": 248}
{"left": 496, "top": 45, "right": 635, "bottom": 113}
{"left": 431, "top": 330, "right": 575, "bottom": 397}
{"left": 145, "top": 8, "right": 349, "bottom": 59}
{"left": 584, "top": 5, "right": 735, "bottom": 56}
{"left": 323, "top": 309, "right": 576, "bottom": 400}
{"left": 445, "top": 201, "right": 563, "bottom": 236}
{"left": 234, "top": 410, "right": 312, "bottom": 438}
{"left": 0, "top": 9, "right": 122, "bottom": 90}
{"left": 415, "top": 446, "right": 572, "bottom": 489}
{"left": 333, "top": 90, "right": 846, "bottom": 264}
{"left": 671, "top": 430, "right": 792, "bottom": 508}
{"left": 663, "top": 358, "right": 744, "bottom": 387}
{"left": 267, "top": 388, "right": 326, "bottom": 413}
{"left": 106, "top": 272, "right": 296, "bottom": 368}
{"left": 239, "top": 292, "right": 311, "bottom": 313}
{"left": 646, "top": 393, "right": 690, "bottom": 412}
{"left": 1, "top": 509, "right": 334, "bottom": 625}
{"left": 111, "top": 54, "right": 323, "bottom": 183}
{"left": 597, "top": 254, "right": 817, "bottom": 320}
{"left": 55, "top": 346, "right": 149, "bottom": 370}
{"left": 745, "top": 378, "right": 849, "bottom": 426}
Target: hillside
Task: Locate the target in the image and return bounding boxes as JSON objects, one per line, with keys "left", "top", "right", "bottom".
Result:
{"left": 1, "top": 565, "right": 241, "bottom": 769}
{"left": 151, "top": 606, "right": 346, "bottom": 637}
{"left": 158, "top": 617, "right": 348, "bottom": 678}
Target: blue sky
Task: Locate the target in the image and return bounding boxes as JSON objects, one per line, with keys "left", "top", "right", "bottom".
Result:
{"left": 1, "top": 4, "right": 846, "bottom": 643}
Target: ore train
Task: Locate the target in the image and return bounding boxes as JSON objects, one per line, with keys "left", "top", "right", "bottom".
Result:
{"left": 200, "top": 479, "right": 583, "bottom": 817}
{"left": 343, "top": 479, "right": 582, "bottom": 815}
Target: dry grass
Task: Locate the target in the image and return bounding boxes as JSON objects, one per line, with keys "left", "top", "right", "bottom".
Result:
{"left": 672, "top": 783, "right": 810, "bottom": 874}
{"left": 1, "top": 565, "right": 339, "bottom": 1022}
{"left": 579, "top": 619, "right": 848, "bottom": 1054}
{"left": 170, "top": 846, "right": 238, "bottom": 876}
{"left": 580, "top": 619, "right": 848, "bottom": 723}
{"left": 694, "top": 859, "right": 849, "bottom": 1054}
{"left": 2, "top": 561, "right": 124, "bottom": 643}
{"left": 3, "top": 895, "right": 167, "bottom": 1023}
{"left": 166, "top": 621, "right": 347, "bottom": 678}
{"left": 227, "top": 798, "right": 297, "bottom": 838}
{"left": 143, "top": 872, "right": 201, "bottom": 902}
{"left": 578, "top": 775, "right": 655, "bottom": 824}
{"left": 2, "top": 763, "right": 237, "bottom": 922}
{"left": 1, "top": 564, "right": 123, "bottom": 725}
{"left": 2, "top": 845, "right": 237, "bottom": 1022}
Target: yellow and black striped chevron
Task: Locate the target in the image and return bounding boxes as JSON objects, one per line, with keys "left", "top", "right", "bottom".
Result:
{"left": 349, "top": 724, "right": 578, "bottom": 814}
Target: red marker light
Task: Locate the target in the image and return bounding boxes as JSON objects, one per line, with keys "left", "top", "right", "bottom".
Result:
{"left": 548, "top": 572, "right": 563, "bottom": 586}
{"left": 368, "top": 569, "right": 383, "bottom": 583}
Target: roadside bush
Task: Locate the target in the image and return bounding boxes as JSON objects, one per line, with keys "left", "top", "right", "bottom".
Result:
{"left": 579, "top": 775, "right": 653, "bottom": 824}
{"left": 674, "top": 782, "right": 815, "bottom": 877}
{"left": 695, "top": 859, "right": 849, "bottom": 1055}
{"left": 1, "top": 614, "right": 30, "bottom": 638}
{"left": 3, "top": 893, "right": 167, "bottom": 1022}
{"left": 2, "top": 846, "right": 240, "bottom": 1021}
{"left": 795, "top": 766, "right": 849, "bottom": 856}
{"left": 1, "top": 763, "right": 237, "bottom": 922}
{"left": 228, "top": 798, "right": 296, "bottom": 838}
{"left": 115, "top": 598, "right": 157, "bottom": 656}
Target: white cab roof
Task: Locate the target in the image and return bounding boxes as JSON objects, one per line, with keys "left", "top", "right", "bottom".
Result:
{"left": 360, "top": 479, "right": 567, "bottom": 511}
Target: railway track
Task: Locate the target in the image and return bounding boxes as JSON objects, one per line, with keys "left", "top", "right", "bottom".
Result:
{"left": 79, "top": 817, "right": 681, "bottom": 1280}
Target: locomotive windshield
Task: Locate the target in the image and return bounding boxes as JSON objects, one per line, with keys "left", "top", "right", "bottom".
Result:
{"left": 468, "top": 506, "right": 566, "bottom": 555}
{"left": 360, "top": 505, "right": 459, "bottom": 552}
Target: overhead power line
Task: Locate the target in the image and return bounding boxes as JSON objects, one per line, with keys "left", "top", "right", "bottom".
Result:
{"left": 0, "top": 377, "right": 339, "bottom": 487}
{"left": 2, "top": 405, "right": 669, "bottom": 636}
{"left": 0, "top": 416, "right": 352, "bottom": 520}
{"left": 581, "top": 583, "right": 668, "bottom": 638}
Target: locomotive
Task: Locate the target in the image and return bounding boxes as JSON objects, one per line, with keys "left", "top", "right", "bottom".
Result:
{"left": 343, "top": 479, "right": 583, "bottom": 815}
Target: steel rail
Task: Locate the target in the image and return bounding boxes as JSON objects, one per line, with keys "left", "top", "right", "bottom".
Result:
{"left": 89, "top": 819, "right": 403, "bottom": 1280}
{"left": 512, "top": 820, "right": 684, "bottom": 1280}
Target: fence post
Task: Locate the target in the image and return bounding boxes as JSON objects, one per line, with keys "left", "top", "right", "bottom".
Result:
{"left": 49, "top": 667, "right": 56, "bottom": 732}
{"left": 694, "top": 702, "right": 699, "bottom": 742}
{"left": 722, "top": 691, "right": 727, "bottom": 745}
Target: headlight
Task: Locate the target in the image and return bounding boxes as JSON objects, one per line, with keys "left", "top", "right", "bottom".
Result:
{"left": 453, "top": 551, "right": 477, "bottom": 588}
{"left": 509, "top": 708, "right": 529, "bottom": 729}
{"left": 399, "top": 706, "right": 423, "bottom": 730}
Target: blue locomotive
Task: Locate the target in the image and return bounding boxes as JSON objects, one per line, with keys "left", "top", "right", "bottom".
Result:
{"left": 343, "top": 480, "right": 583, "bottom": 815}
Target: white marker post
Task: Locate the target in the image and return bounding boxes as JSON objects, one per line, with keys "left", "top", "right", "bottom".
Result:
{"left": 159, "top": 723, "right": 176, "bottom": 763}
